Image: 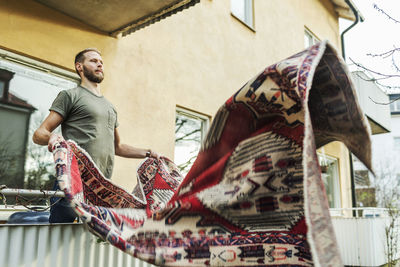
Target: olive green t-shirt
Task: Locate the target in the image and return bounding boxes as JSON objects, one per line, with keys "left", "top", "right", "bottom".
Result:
{"left": 50, "top": 86, "right": 119, "bottom": 178}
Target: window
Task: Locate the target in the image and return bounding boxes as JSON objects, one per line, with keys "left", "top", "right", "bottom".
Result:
{"left": 304, "top": 28, "right": 319, "bottom": 48}
{"left": 352, "top": 154, "right": 375, "bottom": 207}
{"left": 0, "top": 50, "right": 78, "bottom": 192}
{"left": 231, "top": 0, "right": 254, "bottom": 29}
{"left": 0, "top": 69, "right": 14, "bottom": 100}
{"left": 0, "top": 80, "right": 4, "bottom": 99}
{"left": 318, "top": 154, "right": 341, "bottom": 208}
{"left": 389, "top": 94, "right": 400, "bottom": 113}
{"left": 394, "top": 137, "right": 400, "bottom": 151}
{"left": 175, "top": 108, "right": 209, "bottom": 175}
{"left": 390, "top": 101, "right": 400, "bottom": 113}
{"left": 0, "top": 80, "right": 4, "bottom": 98}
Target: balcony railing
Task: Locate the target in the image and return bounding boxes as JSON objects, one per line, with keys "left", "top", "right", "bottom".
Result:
{"left": 1, "top": 189, "right": 398, "bottom": 266}
{"left": 0, "top": 188, "right": 154, "bottom": 267}
{"left": 0, "top": 188, "right": 64, "bottom": 223}
{"left": 331, "top": 207, "right": 400, "bottom": 267}
{"left": 0, "top": 223, "right": 155, "bottom": 267}
{"left": 330, "top": 207, "right": 389, "bottom": 218}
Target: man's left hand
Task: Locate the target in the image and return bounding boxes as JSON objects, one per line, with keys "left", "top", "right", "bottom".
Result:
{"left": 149, "top": 150, "right": 160, "bottom": 160}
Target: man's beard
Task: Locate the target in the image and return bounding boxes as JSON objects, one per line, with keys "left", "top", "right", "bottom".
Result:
{"left": 83, "top": 65, "right": 104, "bottom": 83}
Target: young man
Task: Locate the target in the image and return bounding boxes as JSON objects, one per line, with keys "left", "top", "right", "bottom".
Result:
{"left": 33, "top": 48, "right": 159, "bottom": 222}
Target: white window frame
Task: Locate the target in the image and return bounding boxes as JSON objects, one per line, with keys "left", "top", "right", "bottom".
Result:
{"left": 174, "top": 107, "right": 210, "bottom": 174}
{"left": 304, "top": 28, "right": 320, "bottom": 48}
{"left": 176, "top": 107, "right": 209, "bottom": 139}
{"left": 0, "top": 48, "right": 79, "bottom": 82}
{"left": 231, "top": 0, "right": 255, "bottom": 30}
{"left": 318, "top": 153, "right": 341, "bottom": 208}
{"left": 389, "top": 95, "right": 400, "bottom": 113}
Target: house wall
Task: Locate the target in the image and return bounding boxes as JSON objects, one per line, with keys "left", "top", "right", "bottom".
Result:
{"left": 372, "top": 114, "right": 400, "bottom": 179}
{"left": 0, "top": 0, "right": 345, "bottom": 191}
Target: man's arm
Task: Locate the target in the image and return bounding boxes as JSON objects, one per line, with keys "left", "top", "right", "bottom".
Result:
{"left": 32, "top": 111, "right": 64, "bottom": 149}
{"left": 114, "top": 128, "right": 159, "bottom": 159}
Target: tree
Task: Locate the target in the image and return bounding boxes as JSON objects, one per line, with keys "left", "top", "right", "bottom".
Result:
{"left": 23, "top": 112, "right": 56, "bottom": 190}
{"left": 0, "top": 136, "right": 22, "bottom": 188}
{"left": 349, "top": 3, "right": 400, "bottom": 94}
{"left": 347, "top": 6, "right": 400, "bottom": 261}
{"left": 371, "top": 160, "right": 400, "bottom": 266}
{"left": 175, "top": 114, "right": 203, "bottom": 174}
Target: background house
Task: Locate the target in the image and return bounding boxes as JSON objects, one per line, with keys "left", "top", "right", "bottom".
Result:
{"left": 369, "top": 90, "right": 400, "bottom": 206}
{"left": 0, "top": 69, "right": 36, "bottom": 189}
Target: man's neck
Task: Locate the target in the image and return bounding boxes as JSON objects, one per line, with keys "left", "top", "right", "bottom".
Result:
{"left": 80, "top": 80, "right": 102, "bottom": 96}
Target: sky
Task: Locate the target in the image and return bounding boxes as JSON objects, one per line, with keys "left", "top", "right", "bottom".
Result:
{"left": 340, "top": 0, "right": 400, "bottom": 92}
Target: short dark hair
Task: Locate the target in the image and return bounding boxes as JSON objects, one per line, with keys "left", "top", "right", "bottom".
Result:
{"left": 74, "top": 48, "right": 101, "bottom": 75}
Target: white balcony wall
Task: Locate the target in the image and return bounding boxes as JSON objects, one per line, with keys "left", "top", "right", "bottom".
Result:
{"left": 351, "top": 71, "right": 391, "bottom": 134}
{"left": 332, "top": 214, "right": 400, "bottom": 266}
{"left": 0, "top": 224, "right": 155, "bottom": 267}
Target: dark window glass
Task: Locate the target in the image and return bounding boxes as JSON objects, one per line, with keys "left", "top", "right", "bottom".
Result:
{"left": 0, "top": 80, "right": 4, "bottom": 98}
{"left": 0, "top": 58, "right": 77, "bottom": 191}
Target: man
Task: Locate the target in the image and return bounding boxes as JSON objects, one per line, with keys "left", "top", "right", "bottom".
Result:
{"left": 33, "top": 48, "right": 159, "bottom": 222}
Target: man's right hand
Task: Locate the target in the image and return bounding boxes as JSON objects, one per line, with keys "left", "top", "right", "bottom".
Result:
{"left": 33, "top": 111, "right": 64, "bottom": 147}
{"left": 48, "top": 133, "right": 64, "bottom": 152}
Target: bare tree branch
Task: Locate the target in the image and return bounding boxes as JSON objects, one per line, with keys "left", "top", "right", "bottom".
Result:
{"left": 175, "top": 128, "right": 200, "bottom": 143}
{"left": 392, "top": 55, "right": 400, "bottom": 73}
{"left": 368, "top": 96, "right": 400, "bottom": 105}
{"left": 375, "top": 80, "right": 400, "bottom": 91}
{"left": 366, "top": 47, "right": 400, "bottom": 58}
{"left": 177, "top": 154, "right": 198, "bottom": 173}
{"left": 350, "top": 57, "right": 400, "bottom": 78}
{"left": 373, "top": 4, "right": 400, "bottom": 24}
{"left": 175, "top": 118, "right": 186, "bottom": 134}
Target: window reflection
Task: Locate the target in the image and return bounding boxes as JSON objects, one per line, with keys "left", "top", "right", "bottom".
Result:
{"left": 390, "top": 94, "right": 400, "bottom": 113}
{"left": 318, "top": 154, "right": 341, "bottom": 208}
{"left": 0, "top": 57, "right": 77, "bottom": 191}
{"left": 0, "top": 80, "right": 4, "bottom": 98}
{"left": 174, "top": 109, "right": 209, "bottom": 175}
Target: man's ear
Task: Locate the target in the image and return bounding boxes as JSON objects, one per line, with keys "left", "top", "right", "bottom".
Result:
{"left": 76, "top": 62, "right": 83, "bottom": 73}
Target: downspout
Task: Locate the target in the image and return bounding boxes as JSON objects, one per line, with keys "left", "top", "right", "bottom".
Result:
{"left": 340, "top": 0, "right": 364, "bottom": 60}
{"left": 340, "top": 0, "right": 363, "bottom": 214}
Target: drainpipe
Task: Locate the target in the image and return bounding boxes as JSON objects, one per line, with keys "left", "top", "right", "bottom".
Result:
{"left": 340, "top": 0, "right": 364, "bottom": 215}
{"left": 340, "top": 0, "right": 364, "bottom": 60}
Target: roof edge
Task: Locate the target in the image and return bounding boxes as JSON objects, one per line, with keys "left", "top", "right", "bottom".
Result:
{"left": 112, "top": 0, "right": 200, "bottom": 37}
{"left": 330, "top": 0, "right": 364, "bottom": 21}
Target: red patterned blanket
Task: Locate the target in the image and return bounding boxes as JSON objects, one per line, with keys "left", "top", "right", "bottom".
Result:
{"left": 51, "top": 41, "right": 371, "bottom": 266}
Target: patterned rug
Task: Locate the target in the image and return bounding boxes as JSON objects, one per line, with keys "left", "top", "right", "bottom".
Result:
{"left": 51, "top": 40, "right": 371, "bottom": 266}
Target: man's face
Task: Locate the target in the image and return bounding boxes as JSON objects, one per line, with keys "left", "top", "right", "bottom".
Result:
{"left": 80, "top": 51, "right": 104, "bottom": 83}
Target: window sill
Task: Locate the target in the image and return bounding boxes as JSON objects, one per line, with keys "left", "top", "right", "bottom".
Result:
{"left": 231, "top": 13, "right": 255, "bottom": 33}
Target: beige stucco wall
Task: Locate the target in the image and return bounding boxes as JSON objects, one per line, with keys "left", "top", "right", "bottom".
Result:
{"left": 0, "top": 0, "right": 345, "bottom": 192}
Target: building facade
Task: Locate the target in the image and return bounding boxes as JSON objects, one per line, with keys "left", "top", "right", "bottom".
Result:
{"left": 0, "top": 0, "right": 360, "bottom": 210}
{"left": 5, "top": 0, "right": 396, "bottom": 266}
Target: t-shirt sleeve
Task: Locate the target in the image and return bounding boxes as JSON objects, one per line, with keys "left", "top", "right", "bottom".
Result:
{"left": 115, "top": 110, "right": 119, "bottom": 128}
{"left": 49, "top": 90, "right": 72, "bottom": 119}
